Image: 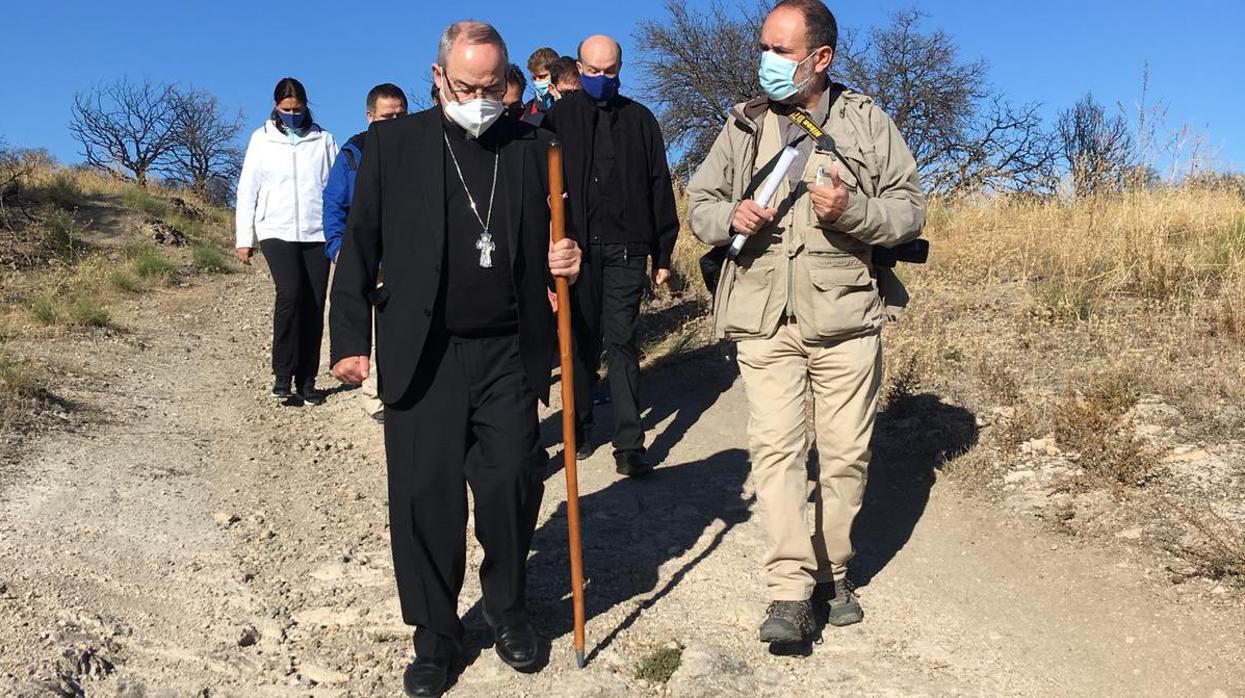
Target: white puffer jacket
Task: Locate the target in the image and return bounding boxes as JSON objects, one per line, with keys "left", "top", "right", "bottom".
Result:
{"left": 234, "top": 121, "right": 338, "bottom": 248}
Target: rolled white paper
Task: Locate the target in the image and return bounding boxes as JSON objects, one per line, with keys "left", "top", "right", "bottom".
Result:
{"left": 728, "top": 146, "right": 799, "bottom": 257}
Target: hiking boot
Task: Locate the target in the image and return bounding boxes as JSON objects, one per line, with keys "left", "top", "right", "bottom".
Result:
{"left": 758, "top": 600, "right": 815, "bottom": 643}
{"left": 270, "top": 377, "right": 292, "bottom": 399}
{"left": 813, "top": 578, "right": 863, "bottom": 627}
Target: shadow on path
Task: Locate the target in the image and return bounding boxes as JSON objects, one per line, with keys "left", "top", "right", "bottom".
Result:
{"left": 848, "top": 392, "right": 978, "bottom": 587}
{"left": 460, "top": 448, "right": 752, "bottom": 664}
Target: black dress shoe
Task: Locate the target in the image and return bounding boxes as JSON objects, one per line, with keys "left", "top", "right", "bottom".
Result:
{"left": 575, "top": 433, "right": 597, "bottom": 461}
{"left": 493, "top": 621, "right": 539, "bottom": 670}
{"left": 615, "top": 450, "right": 654, "bottom": 478}
{"left": 403, "top": 656, "right": 451, "bottom": 697}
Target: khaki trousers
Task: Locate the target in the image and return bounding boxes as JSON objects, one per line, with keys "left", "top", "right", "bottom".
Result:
{"left": 736, "top": 321, "right": 881, "bottom": 601}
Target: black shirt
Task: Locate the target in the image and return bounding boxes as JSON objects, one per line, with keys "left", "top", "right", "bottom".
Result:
{"left": 440, "top": 119, "right": 518, "bottom": 337}
{"left": 585, "top": 103, "right": 628, "bottom": 246}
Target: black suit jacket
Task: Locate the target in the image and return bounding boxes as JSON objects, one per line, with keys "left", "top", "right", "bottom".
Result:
{"left": 543, "top": 89, "right": 680, "bottom": 269}
{"left": 329, "top": 108, "right": 556, "bottom": 405}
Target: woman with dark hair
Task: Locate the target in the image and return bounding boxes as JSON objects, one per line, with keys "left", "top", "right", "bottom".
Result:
{"left": 235, "top": 77, "right": 339, "bottom": 405}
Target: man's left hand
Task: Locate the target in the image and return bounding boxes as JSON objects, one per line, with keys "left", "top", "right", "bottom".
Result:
{"left": 549, "top": 238, "right": 581, "bottom": 284}
{"left": 651, "top": 268, "right": 670, "bottom": 287}
{"left": 808, "top": 163, "right": 850, "bottom": 225}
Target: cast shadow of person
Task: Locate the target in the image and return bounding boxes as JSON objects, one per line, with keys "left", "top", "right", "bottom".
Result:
{"left": 459, "top": 448, "right": 752, "bottom": 667}
{"left": 540, "top": 341, "right": 738, "bottom": 472}
{"left": 845, "top": 391, "right": 979, "bottom": 588}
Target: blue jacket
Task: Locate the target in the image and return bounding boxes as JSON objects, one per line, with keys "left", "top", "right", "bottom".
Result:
{"left": 322, "top": 131, "right": 367, "bottom": 260}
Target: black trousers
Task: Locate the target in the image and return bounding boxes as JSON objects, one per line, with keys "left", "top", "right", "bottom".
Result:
{"left": 571, "top": 241, "right": 647, "bottom": 454}
{"left": 259, "top": 239, "right": 329, "bottom": 385}
{"left": 383, "top": 331, "right": 544, "bottom": 659}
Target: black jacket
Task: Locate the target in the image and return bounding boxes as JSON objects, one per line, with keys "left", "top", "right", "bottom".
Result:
{"left": 520, "top": 97, "right": 548, "bottom": 128}
{"left": 544, "top": 89, "right": 680, "bottom": 269}
{"left": 329, "top": 108, "right": 556, "bottom": 405}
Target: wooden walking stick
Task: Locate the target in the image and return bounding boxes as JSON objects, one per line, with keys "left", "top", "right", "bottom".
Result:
{"left": 547, "top": 140, "right": 587, "bottom": 669}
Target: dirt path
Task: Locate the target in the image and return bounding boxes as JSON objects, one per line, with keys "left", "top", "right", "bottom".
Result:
{"left": 1, "top": 264, "right": 1242, "bottom": 697}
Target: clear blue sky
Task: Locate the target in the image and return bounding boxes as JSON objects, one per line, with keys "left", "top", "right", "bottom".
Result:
{"left": 2, "top": 0, "right": 1242, "bottom": 172}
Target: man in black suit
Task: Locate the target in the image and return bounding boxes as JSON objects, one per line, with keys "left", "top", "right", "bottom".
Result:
{"left": 328, "top": 20, "right": 581, "bottom": 698}
{"left": 544, "top": 34, "right": 680, "bottom": 477}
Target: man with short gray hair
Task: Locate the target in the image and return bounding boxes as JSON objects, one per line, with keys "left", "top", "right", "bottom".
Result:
{"left": 329, "top": 19, "right": 581, "bottom": 697}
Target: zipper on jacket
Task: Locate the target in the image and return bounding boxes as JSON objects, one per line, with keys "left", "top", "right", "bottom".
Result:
{"left": 291, "top": 146, "right": 300, "bottom": 238}
{"left": 786, "top": 256, "right": 795, "bottom": 319}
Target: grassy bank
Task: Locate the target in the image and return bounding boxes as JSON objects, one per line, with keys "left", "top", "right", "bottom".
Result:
{"left": 666, "top": 183, "right": 1245, "bottom": 582}
{"left": 0, "top": 159, "right": 235, "bottom": 437}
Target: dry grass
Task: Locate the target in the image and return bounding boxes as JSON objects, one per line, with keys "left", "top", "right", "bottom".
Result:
{"left": 668, "top": 184, "right": 1245, "bottom": 426}
{"left": 924, "top": 189, "right": 1244, "bottom": 324}
{"left": 0, "top": 354, "right": 45, "bottom": 432}
{"left": 666, "top": 182, "right": 1245, "bottom": 580}
{"left": 899, "top": 185, "right": 1245, "bottom": 581}
{"left": 1, "top": 161, "right": 233, "bottom": 335}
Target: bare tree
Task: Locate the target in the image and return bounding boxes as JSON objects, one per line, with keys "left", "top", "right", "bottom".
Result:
{"left": 933, "top": 98, "right": 1060, "bottom": 196}
{"left": 160, "top": 86, "right": 244, "bottom": 203}
{"left": 1057, "top": 93, "right": 1134, "bottom": 197}
{"left": 834, "top": 10, "right": 989, "bottom": 174}
{"left": 633, "top": 0, "right": 766, "bottom": 175}
{"left": 0, "top": 137, "right": 18, "bottom": 196}
{"left": 836, "top": 11, "right": 1061, "bottom": 196}
{"left": 69, "top": 78, "right": 178, "bottom": 187}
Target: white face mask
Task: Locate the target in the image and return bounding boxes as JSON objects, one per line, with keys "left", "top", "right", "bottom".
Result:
{"left": 440, "top": 87, "right": 503, "bottom": 139}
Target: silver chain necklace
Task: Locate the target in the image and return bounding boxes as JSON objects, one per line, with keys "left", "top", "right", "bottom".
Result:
{"left": 443, "top": 132, "right": 499, "bottom": 268}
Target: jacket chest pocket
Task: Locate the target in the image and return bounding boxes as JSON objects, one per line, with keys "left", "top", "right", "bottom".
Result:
{"left": 798, "top": 262, "right": 882, "bottom": 339}
{"left": 799, "top": 145, "right": 875, "bottom": 255}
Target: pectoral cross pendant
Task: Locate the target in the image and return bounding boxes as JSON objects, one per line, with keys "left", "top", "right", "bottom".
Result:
{"left": 476, "top": 232, "right": 496, "bottom": 268}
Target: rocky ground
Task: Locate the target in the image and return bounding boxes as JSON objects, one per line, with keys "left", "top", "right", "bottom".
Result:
{"left": 1, "top": 257, "right": 1243, "bottom": 697}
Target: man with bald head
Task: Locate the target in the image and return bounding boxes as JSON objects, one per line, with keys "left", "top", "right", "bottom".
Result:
{"left": 544, "top": 34, "right": 679, "bottom": 478}
{"left": 329, "top": 19, "right": 581, "bottom": 696}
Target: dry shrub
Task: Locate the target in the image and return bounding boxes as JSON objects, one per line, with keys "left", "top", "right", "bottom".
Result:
{"left": 879, "top": 354, "right": 921, "bottom": 412}
{"left": 995, "top": 401, "right": 1040, "bottom": 453}
{"left": 1052, "top": 372, "right": 1157, "bottom": 486}
{"left": 1148, "top": 493, "right": 1245, "bottom": 584}
{"left": 975, "top": 358, "right": 1021, "bottom": 406}
{"left": 669, "top": 199, "right": 712, "bottom": 298}
{"left": 0, "top": 354, "right": 50, "bottom": 431}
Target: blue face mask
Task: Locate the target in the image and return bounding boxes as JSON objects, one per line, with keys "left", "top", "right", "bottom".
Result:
{"left": 533, "top": 79, "right": 550, "bottom": 99}
{"left": 277, "top": 110, "right": 306, "bottom": 130}
{"left": 758, "top": 51, "right": 816, "bottom": 101}
{"left": 581, "top": 74, "right": 620, "bottom": 102}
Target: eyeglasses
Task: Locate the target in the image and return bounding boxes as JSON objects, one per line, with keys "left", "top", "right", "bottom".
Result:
{"left": 442, "top": 72, "right": 506, "bottom": 101}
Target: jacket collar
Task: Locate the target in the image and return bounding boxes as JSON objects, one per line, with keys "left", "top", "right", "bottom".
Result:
{"left": 729, "top": 81, "right": 846, "bottom": 134}
{"left": 261, "top": 120, "right": 325, "bottom": 143}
